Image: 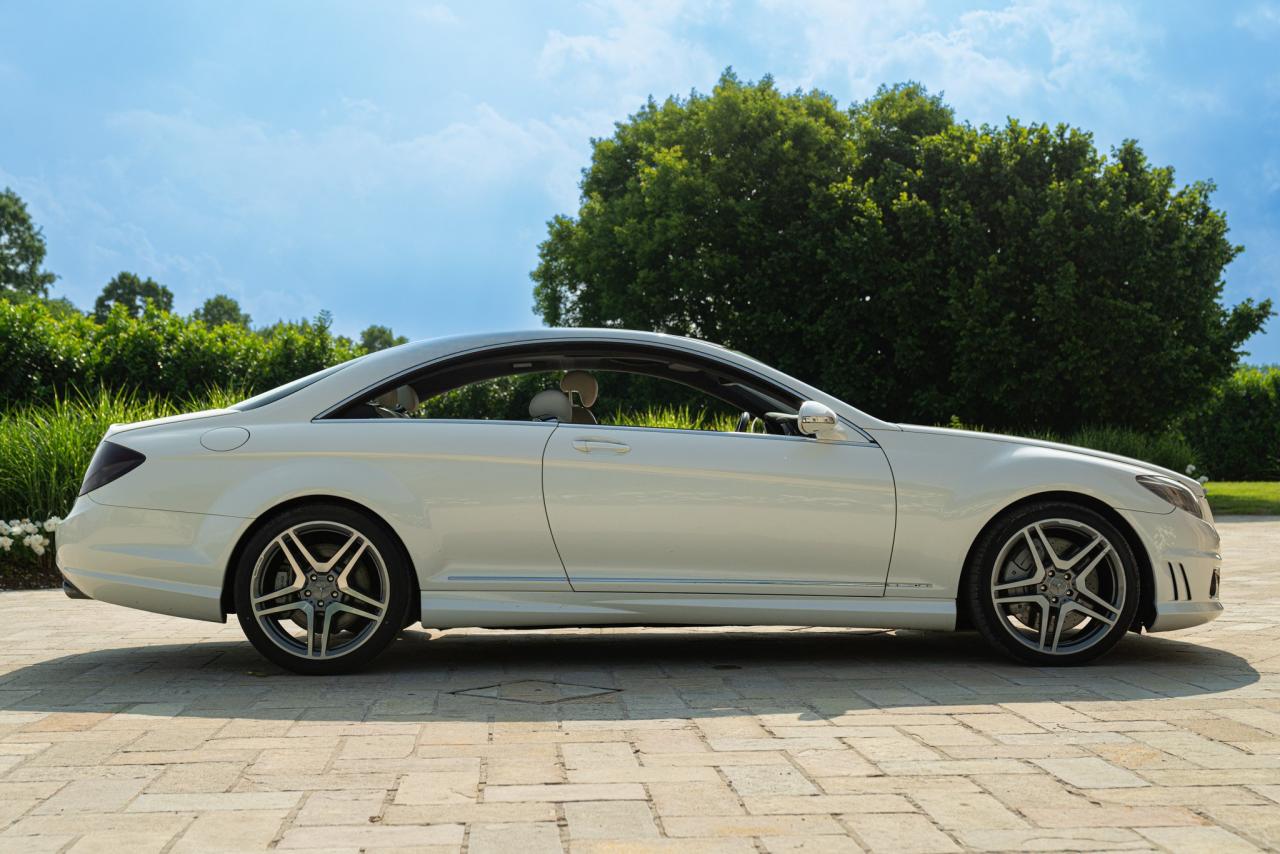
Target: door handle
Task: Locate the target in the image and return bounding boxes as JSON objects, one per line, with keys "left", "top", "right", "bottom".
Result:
{"left": 572, "top": 438, "right": 631, "bottom": 454}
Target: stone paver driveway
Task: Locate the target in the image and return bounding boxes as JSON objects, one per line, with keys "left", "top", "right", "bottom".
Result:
{"left": 1, "top": 519, "right": 1278, "bottom": 853}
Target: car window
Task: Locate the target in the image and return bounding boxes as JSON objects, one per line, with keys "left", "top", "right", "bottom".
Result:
{"left": 412, "top": 370, "right": 746, "bottom": 431}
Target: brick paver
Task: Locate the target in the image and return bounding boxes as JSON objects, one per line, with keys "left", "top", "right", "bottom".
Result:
{"left": 0, "top": 517, "right": 1276, "bottom": 852}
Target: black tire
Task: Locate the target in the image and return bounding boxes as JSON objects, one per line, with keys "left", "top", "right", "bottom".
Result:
{"left": 964, "top": 501, "right": 1140, "bottom": 666}
{"left": 234, "top": 503, "right": 413, "bottom": 675}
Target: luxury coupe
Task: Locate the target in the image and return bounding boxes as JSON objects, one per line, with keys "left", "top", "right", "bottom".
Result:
{"left": 57, "top": 329, "right": 1222, "bottom": 673}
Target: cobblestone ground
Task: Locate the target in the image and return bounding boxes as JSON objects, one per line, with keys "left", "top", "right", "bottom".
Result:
{"left": 0, "top": 519, "right": 1277, "bottom": 853}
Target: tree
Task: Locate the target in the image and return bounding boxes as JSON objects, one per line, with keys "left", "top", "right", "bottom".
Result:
{"left": 532, "top": 72, "right": 1272, "bottom": 432}
{"left": 192, "top": 293, "right": 251, "bottom": 328}
{"left": 93, "top": 272, "right": 173, "bottom": 322}
{"left": 360, "top": 324, "right": 408, "bottom": 353}
{"left": 0, "top": 188, "right": 57, "bottom": 297}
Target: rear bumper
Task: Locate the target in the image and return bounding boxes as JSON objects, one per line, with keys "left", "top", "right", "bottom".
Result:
{"left": 1117, "top": 507, "right": 1223, "bottom": 633}
{"left": 55, "top": 495, "right": 249, "bottom": 623}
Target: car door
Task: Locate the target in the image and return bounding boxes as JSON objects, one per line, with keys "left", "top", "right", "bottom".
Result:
{"left": 307, "top": 419, "right": 572, "bottom": 592}
{"left": 542, "top": 424, "right": 896, "bottom": 595}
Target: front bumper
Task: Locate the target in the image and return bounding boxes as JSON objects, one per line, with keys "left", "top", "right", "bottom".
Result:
{"left": 1117, "top": 507, "right": 1223, "bottom": 632}
{"left": 56, "top": 495, "right": 249, "bottom": 623}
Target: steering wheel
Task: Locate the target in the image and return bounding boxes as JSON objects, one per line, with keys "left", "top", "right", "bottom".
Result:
{"left": 735, "top": 411, "right": 752, "bottom": 432}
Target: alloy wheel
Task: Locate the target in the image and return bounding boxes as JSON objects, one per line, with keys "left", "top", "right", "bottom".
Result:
{"left": 248, "top": 520, "right": 391, "bottom": 660}
{"left": 988, "top": 518, "right": 1126, "bottom": 656}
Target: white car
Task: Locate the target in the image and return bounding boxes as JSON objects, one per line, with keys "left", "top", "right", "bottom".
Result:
{"left": 57, "top": 329, "right": 1222, "bottom": 674}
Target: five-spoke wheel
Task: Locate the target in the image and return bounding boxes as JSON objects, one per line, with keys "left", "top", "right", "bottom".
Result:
{"left": 234, "top": 504, "right": 411, "bottom": 674}
{"left": 966, "top": 502, "right": 1139, "bottom": 665}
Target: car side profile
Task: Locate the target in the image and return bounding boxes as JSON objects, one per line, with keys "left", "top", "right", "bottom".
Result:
{"left": 56, "top": 329, "right": 1223, "bottom": 674}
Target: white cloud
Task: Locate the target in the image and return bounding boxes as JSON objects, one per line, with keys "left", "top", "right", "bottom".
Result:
{"left": 759, "top": 0, "right": 1153, "bottom": 121}
{"left": 1236, "top": 3, "right": 1280, "bottom": 37}
{"left": 538, "top": 0, "right": 727, "bottom": 112}
{"left": 412, "top": 3, "right": 458, "bottom": 26}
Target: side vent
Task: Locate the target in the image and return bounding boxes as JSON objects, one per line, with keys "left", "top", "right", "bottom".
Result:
{"left": 1179, "top": 564, "right": 1192, "bottom": 601}
{"left": 1209, "top": 567, "right": 1220, "bottom": 599}
{"left": 1168, "top": 562, "right": 1180, "bottom": 601}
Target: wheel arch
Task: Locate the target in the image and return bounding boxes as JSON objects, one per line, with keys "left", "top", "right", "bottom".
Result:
{"left": 954, "top": 490, "right": 1155, "bottom": 632}
{"left": 220, "top": 494, "right": 420, "bottom": 620}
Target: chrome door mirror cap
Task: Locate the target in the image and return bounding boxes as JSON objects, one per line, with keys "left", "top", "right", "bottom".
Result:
{"left": 797, "top": 401, "right": 846, "bottom": 441}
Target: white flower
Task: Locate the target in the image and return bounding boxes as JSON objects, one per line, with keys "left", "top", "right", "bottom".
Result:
{"left": 21, "top": 522, "right": 38, "bottom": 535}
{"left": 1185, "top": 464, "right": 1197, "bottom": 474}
{"left": 31, "top": 543, "right": 45, "bottom": 556}
{"left": 42, "top": 517, "right": 61, "bottom": 532}
{"left": 0, "top": 536, "right": 11, "bottom": 551}
{"left": 0, "top": 522, "right": 8, "bottom": 536}
{"left": 1198, "top": 475, "right": 1209, "bottom": 485}
{"left": 7, "top": 520, "right": 18, "bottom": 529}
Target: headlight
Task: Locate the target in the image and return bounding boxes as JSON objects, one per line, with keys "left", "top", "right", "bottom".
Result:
{"left": 1136, "top": 474, "right": 1203, "bottom": 519}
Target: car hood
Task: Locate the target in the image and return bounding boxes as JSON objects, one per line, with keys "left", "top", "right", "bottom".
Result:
{"left": 895, "top": 424, "right": 1204, "bottom": 493}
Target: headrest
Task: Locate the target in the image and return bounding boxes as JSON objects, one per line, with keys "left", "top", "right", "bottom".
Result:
{"left": 529, "top": 388, "right": 572, "bottom": 422}
{"left": 377, "top": 385, "right": 419, "bottom": 413}
{"left": 560, "top": 370, "right": 598, "bottom": 407}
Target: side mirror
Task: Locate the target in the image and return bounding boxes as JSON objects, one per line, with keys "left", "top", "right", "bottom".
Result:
{"left": 796, "top": 401, "right": 846, "bottom": 441}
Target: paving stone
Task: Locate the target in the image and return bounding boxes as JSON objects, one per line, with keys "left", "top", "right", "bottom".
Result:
{"left": 564, "top": 800, "right": 659, "bottom": 839}
{"left": 844, "top": 812, "right": 961, "bottom": 853}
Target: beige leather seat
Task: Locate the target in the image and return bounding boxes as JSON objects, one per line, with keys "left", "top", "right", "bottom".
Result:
{"left": 560, "top": 370, "right": 598, "bottom": 424}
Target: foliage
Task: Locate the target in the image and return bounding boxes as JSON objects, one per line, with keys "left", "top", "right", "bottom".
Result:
{"left": 93, "top": 271, "right": 174, "bottom": 321}
{"left": 533, "top": 72, "right": 1273, "bottom": 434}
{"left": 0, "top": 387, "right": 244, "bottom": 522}
{"left": 192, "top": 293, "right": 251, "bottom": 328}
{"left": 0, "top": 188, "right": 57, "bottom": 297}
{"left": 609, "top": 406, "right": 738, "bottom": 432}
{"left": 1204, "top": 482, "right": 1280, "bottom": 516}
{"left": 1184, "top": 365, "right": 1280, "bottom": 480}
{"left": 360, "top": 324, "right": 409, "bottom": 353}
{"left": 0, "top": 298, "right": 362, "bottom": 407}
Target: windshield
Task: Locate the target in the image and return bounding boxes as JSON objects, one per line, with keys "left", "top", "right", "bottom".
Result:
{"left": 231, "top": 359, "right": 360, "bottom": 411}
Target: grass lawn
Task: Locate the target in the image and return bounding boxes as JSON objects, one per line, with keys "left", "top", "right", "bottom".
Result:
{"left": 1206, "top": 481, "right": 1280, "bottom": 515}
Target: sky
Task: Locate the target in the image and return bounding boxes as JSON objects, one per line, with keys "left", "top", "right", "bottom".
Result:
{"left": 2, "top": 0, "right": 1278, "bottom": 360}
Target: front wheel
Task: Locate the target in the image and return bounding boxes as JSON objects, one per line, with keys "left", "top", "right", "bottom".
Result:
{"left": 234, "top": 504, "right": 412, "bottom": 675}
{"left": 965, "top": 502, "right": 1140, "bottom": 666}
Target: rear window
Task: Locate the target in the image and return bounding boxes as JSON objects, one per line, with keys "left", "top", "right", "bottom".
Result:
{"left": 232, "top": 360, "right": 358, "bottom": 412}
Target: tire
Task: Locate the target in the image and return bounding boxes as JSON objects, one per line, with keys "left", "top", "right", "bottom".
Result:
{"left": 965, "top": 501, "right": 1140, "bottom": 666}
{"left": 234, "top": 503, "right": 413, "bottom": 675}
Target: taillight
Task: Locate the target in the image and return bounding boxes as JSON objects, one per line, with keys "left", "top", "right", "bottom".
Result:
{"left": 79, "top": 441, "right": 146, "bottom": 495}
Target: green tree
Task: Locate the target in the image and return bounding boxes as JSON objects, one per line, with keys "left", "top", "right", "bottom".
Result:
{"left": 359, "top": 324, "right": 408, "bottom": 352}
{"left": 532, "top": 72, "right": 1272, "bottom": 433}
{"left": 93, "top": 272, "right": 174, "bottom": 322}
{"left": 192, "top": 293, "right": 251, "bottom": 328}
{"left": 0, "top": 188, "right": 57, "bottom": 297}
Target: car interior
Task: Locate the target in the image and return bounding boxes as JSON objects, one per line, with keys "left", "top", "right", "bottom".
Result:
{"left": 328, "top": 342, "right": 808, "bottom": 435}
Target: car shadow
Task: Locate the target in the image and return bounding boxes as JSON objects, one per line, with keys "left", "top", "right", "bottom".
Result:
{"left": 0, "top": 627, "right": 1259, "bottom": 722}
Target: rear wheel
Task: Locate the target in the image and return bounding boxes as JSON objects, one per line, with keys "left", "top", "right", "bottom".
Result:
{"left": 234, "top": 504, "right": 412, "bottom": 675}
{"left": 965, "top": 502, "right": 1139, "bottom": 666}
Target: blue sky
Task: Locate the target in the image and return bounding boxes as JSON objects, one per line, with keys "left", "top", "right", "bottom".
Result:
{"left": 2, "top": 1, "right": 1278, "bottom": 360}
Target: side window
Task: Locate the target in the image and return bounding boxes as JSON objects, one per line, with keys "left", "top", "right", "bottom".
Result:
{"left": 409, "top": 370, "right": 748, "bottom": 431}
{"left": 414, "top": 373, "right": 558, "bottom": 421}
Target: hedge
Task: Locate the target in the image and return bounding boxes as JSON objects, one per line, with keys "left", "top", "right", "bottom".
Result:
{"left": 0, "top": 298, "right": 362, "bottom": 406}
{"left": 1184, "top": 366, "right": 1280, "bottom": 481}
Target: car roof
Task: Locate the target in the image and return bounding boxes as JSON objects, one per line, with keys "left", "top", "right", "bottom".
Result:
{"left": 241, "top": 328, "right": 898, "bottom": 431}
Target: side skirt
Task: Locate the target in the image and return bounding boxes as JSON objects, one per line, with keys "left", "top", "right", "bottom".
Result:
{"left": 419, "top": 590, "right": 956, "bottom": 631}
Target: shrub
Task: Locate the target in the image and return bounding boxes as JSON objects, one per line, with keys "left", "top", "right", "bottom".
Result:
{"left": 0, "top": 299, "right": 362, "bottom": 407}
{"left": 1184, "top": 366, "right": 1280, "bottom": 480}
